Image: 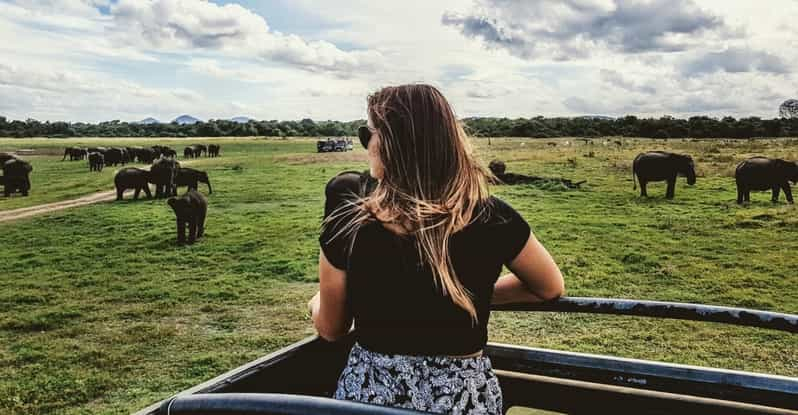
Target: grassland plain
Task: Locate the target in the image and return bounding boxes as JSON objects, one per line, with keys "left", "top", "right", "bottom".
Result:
{"left": 0, "top": 137, "right": 796, "bottom": 414}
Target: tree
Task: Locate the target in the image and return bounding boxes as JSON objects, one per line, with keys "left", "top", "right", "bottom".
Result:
{"left": 779, "top": 99, "right": 798, "bottom": 119}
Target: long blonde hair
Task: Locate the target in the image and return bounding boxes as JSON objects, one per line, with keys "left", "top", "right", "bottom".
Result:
{"left": 324, "top": 84, "right": 493, "bottom": 322}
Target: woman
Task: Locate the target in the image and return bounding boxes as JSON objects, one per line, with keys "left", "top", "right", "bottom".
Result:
{"left": 308, "top": 84, "right": 564, "bottom": 414}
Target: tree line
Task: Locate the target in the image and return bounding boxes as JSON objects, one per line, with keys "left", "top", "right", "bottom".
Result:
{"left": 1, "top": 115, "right": 797, "bottom": 139}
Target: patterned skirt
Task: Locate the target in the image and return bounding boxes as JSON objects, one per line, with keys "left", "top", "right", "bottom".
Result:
{"left": 334, "top": 343, "right": 503, "bottom": 414}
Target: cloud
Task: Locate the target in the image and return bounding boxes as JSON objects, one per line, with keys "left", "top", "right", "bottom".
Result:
{"left": 600, "top": 69, "right": 656, "bottom": 94}
{"left": 109, "top": 0, "right": 383, "bottom": 75}
{"left": 682, "top": 47, "right": 790, "bottom": 76}
{"left": 443, "top": 0, "right": 728, "bottom": 60}
{"left": 0, "top": 62, "right": 203, "bottom": 121}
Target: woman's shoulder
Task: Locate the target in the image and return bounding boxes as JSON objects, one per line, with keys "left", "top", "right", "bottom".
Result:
{"left": 475, "top": 195, "right": 524, "bottom": 225}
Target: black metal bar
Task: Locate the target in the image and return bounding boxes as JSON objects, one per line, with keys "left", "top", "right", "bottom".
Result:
{"left": 492, "top": 297, "right": 798, "bottom": 333}
{"left": 486, "top": 343, "right": 798, "bottom": 410}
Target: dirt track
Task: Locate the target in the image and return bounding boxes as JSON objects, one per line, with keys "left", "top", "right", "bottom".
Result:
{"left": 0, "top": 189, "right": 121, "bottom": 223}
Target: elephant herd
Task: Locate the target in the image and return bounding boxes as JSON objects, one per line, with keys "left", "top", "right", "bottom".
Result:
{"left": 114, "top": 158, "right": 212, "bottom": 201}
{"left": 632, "top": 151, "right": 798, "bottom": 204}
{"left": 0, "top": 152, "right": 33, "bottom": 197}
{"left": 62, "top": 143, "right": 221, "bottom": 172}
{"left": 184, "top": 144, "right": 220, "bottom": 158}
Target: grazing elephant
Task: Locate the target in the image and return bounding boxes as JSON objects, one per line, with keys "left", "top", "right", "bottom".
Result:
{"left": 735, "top": 157, "right": 798, "bottom": 204}
{"left": 183, "top": 147, "right": 195, "bottom": 159}
{"left": 167, "top": 189, "right": 207, "bottom": 245}
{"left": 150, "top": 157, "right": 180, "bottom": 198}
{"left": 191, "top": 144, "right": 207, "bottom": 157}
{"left": 88, "top": 152, "right": 105, "bottom": 172}
{"left": 175, "top": 167, "right": 212, "bottom": 194}
{"left": 208, "top": 144, "right": 220, "bottom": 157}
{"left": 125, "top": 147, "right": 139, "bottom": 163}
{"left": 104, "top": 148, "right": 125, "bottom": 166}
{"left": 162, "top": 148, "right": 177, "bottom": 158}
{"left": 3, "top": 158, "right": 33, "bottom": 196}
{"left": 633, "top": 151, "right": 696, "bottom": 199}
{"left": 137, "top": 148, "right": 157, "bottom": 164}
{"left": 114, "top": 168, "right": 153, "bottom": 200}
{"left": 62, "top": 147, "right": 86, "bottom": 161}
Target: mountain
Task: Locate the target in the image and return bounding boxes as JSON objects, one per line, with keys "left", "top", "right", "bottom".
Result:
{"left": 135, "top": 117, "right": 160, "bottom": 125}
{"left": 172, "top": 115, "right": 202, "bottom": 125}
{"left": 575, "top": 115, "right": 615, "bottom": 120}
{"left": 231, "top": 116, "right": 254, "bottom": 123}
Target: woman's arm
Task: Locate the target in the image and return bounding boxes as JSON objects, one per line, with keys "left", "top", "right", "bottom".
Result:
{"left": 309, "top": 249, "right": 353, "bottom": 341}
{"left": 492, "top": 233, "right": 565, "bottom": 305}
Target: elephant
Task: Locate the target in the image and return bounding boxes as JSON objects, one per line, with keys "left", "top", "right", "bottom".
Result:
{"left": 88, "top": 152, "right": 104, "bottom": 171}
{"left": 191, "top": 144, "right": 207, "bottom": 157}
{"left": 137, "top": 148, "right": 157, "bottom": 164}
{"left": 183, "top": 147, "right": 195, "bottom": 159}
{"left": 488, "top": 159, "right": 506, "bottom": 176}
{"left": 175, "top": 167, "right": 212, "bottom": 194}
{"left": 735, "top": 157, "right": 798, "bottom": 204}
{"left": 125, "top": 147, "right": 139, "bottom": 163}
{"left": 104, "top": 148, "right": 125, "bottom": 166}
{"left": 3, "top": 158, "right": 33, "bottom": 196}
{"left": 87, "top": 147, "right": 108, "bottom": 156}
{"left": 150, "top": 157, "right": 180, "bottom": 198}
{"left": 0, "top": 152, "right": 18, "bottom": 165}
{"left": 208, "top": 144, "right": 220, "bottom": 157}
{"left": 633, "top": 151, "right": 696, "bottom": 199}
{"left": 114, "top": 167, "right": 153, "bottom": 200}
{"left": 167, "top": 189, "right": 207, "bottom": 245}
{"left": 62, "top": 147, "right": 86, "bottom": 161}
{"left": 151, "top": 145, "right": 176, "bottom": 159}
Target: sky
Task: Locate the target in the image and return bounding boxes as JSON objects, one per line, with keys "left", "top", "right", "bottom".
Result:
{"left": 0, "top": 0, "right": 796, "bottom": 123}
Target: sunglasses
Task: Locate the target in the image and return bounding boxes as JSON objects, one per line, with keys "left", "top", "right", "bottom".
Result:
{"left": 358, "top": 126, "right": 374, "bottom": 149}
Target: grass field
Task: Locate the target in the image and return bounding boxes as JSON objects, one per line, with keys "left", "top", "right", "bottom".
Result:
{"left": 0, "top": 136, "right": 796, "bottom": 414}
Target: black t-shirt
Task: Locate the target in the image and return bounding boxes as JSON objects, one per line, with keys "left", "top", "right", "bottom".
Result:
{"left": 319, "top": 171, "right": 531, "bottom": 356}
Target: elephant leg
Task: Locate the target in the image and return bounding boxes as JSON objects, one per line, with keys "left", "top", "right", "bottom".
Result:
{"left": 784, "top": 184, "right": 794, "bottom": 204}
{"left": 197, "top": 211, "right": 206, "bottom": 238}
{"left": 22, "top": 177, "right": 30, "bottom": 196}
{"left": 736, "top": 187, "right": 744, "bottom": 204}
{"left": 771, "top": 185, "right": 780, "bottom": 202}
{"left": 188, "top": 218, "right": 198, "bottom": 244}
{"left": 744, "top": 191, "right": 750, "bottom": 203}
{"left": 4, "top": 185, "right": 10, "bottom": 197}
{"left": 176, "top": 219, "right": 186, "bottom": 244}
{"left": 639, "top": 180, "right": 648, "bottom": 197}
{"left": 666, "top": 178, "right": 676, "bottom": 199}
{"left": 143, "top": 185, "right": 152, "bottom": 199}
{"left": 116, "top": 187, "right": 124, "bottom": 201}
{"left": 133, "top": 187, "right": 141, "bottom": 200}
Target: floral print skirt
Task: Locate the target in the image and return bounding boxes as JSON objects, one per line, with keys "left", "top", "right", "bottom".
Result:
{"left": 334, "top": 343, "right": 503, "bottom": 414}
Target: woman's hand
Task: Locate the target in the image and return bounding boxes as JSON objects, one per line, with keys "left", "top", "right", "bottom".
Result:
{"left": 308, "top": 291, "right": 320, "bottom": 318}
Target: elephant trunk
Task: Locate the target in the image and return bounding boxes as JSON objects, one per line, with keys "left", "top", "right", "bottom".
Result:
{"left": 206, "top": 178, "right": 212, "bottom": 194}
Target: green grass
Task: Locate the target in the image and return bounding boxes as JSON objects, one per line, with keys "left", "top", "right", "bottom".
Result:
{"left": 0, "top": 137, "right": 796, "bottom": 414}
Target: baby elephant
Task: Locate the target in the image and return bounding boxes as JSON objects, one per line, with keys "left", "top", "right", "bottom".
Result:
{"left": 167, "top": 189, "right": 207, "bottom": 245}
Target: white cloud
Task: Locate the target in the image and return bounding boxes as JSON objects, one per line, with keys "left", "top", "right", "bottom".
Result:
{"left": 109, "top": 0, "right": 383, "bottom": 75}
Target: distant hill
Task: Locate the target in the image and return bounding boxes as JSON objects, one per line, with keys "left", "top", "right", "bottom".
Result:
{"left": 172, "top": 115, "right": 202, "bottom": 125}
{"left": 575, "top": 115, "right": 615, "bottom": 120}
{"left": 135, "top": 117, "right": 160, "bottom": 125}
{"left": 231, "top": 116, "right": 254, "bottom": 124}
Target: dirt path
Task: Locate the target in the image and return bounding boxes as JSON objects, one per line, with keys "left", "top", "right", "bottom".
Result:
{"left": 0, "top": 189, "right": 124, "bottom": 223}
